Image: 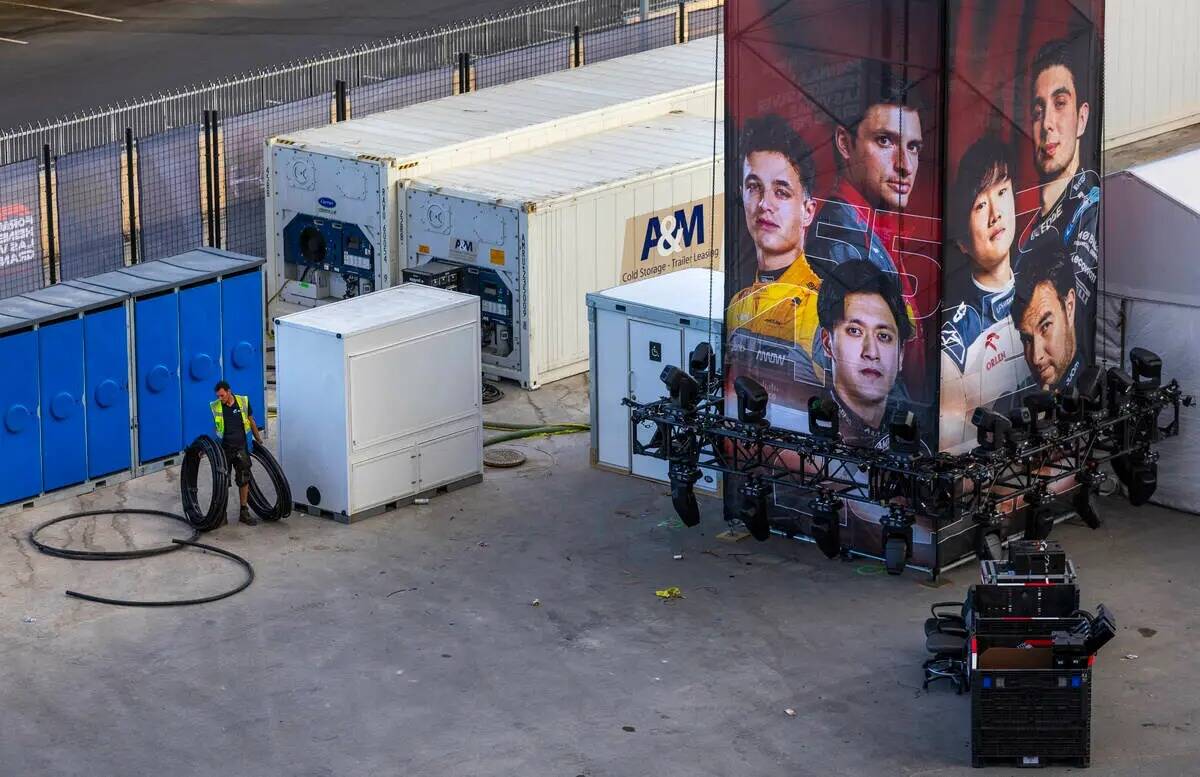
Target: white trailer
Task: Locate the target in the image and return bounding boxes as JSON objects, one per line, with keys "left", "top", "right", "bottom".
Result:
{"left": 264, "top": 38, "right": 723, "bottom": 307}
{"left": 404, "top": 111, "right": 724, "bottom": 388}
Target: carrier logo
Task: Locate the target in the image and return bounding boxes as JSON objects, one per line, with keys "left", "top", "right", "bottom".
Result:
{"left": 317, "top": 196, "right": 337, "bottom": 210}
{"left": 641, "top": 204, "right": 705, "bottom": 261}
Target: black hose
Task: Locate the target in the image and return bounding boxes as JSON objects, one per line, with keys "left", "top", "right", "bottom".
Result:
{"left": 64, "top": 539, "right": 255, "bottom": 607}
{"left": 247, "top": 444, "right": 292, "bottom": 522}
{"left": 483, "top": 381, "right": 504, "bottom": 404}
{"left": 29, "top": 509, "right": 199, "bottom": 561}
{"left": 180, "top": 435, "right": 230, "bottom": 532}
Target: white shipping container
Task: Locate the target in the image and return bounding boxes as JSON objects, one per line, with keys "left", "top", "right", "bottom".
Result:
{"left": 405, "top": 111, "right": 725, "bottom": 388}
{"left": 1105, "top": 0, "right": 1200, "bottom": 147}
{"left": 265, "top": 39, "right": 724, "bottom": 305}
{"left": 587, "top": 268, "right": 724, "bottom": 493}
{"left": 274, "top": 284, "right": 483, "bottom": 522}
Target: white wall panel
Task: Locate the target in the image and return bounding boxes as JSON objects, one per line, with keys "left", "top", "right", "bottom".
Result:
{"left": 1106, "top": 0, "right": 1200, "bottom": 147}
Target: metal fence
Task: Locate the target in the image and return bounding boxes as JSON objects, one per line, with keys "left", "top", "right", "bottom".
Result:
{"left": 0, "top": 0, "right": 722, "bottom": 300}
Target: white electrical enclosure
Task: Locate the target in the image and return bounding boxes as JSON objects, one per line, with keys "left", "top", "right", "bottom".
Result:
{"left": 265, "top": 38, "right": 723, "bottom": 306}
{"left": 274, "top": 284, "right": 482, "bottom": 522}
{"left": 406, "top": 112, "right": 724, "bottom": 388}
{"left": 587, "top": 268, "right": 723, "bottom": 493}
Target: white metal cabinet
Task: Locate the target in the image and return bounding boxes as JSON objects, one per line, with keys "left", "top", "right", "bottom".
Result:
{"left": 587, "top": 268, "right": 723, "bottom": 493}
{"left": 275, "top": 283, "right": 482, "bottom": 522}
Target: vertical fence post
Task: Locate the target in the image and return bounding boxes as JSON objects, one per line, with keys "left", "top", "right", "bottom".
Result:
{"left": 211, "top": 109, "right": 221, "bottom": 249}
{"left": 678, "top": 2, "right": 687, "bottom": 43}
{"left": 335, "top": 80, "right": 348, "bottom": 122}
{"left": 42, "top": 143, "right": 57, "bottom": 285}
{"left": 203, "top": 110, "right": 215, "bottom": 248}
{"left": 573, "top": 24, "right": 582, "bottom": 67}
{"left": 125, "top": 127, "right": 138, "bottom": 264}
{"left": 458, "top": 52, "right": 472, "bottom": 93}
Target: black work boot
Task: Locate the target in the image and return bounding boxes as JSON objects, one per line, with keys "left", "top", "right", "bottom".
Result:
{"left": 239, "top": 505, "right": 258, "bottom": 526}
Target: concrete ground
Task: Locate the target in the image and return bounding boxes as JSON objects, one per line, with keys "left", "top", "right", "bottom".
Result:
{"left": 0, "top": 374, "right": 1197, "bottom": 776}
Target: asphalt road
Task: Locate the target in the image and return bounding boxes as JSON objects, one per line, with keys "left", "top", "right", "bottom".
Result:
{"left": 0, "top": 0, "right": 629, "bottom": 130}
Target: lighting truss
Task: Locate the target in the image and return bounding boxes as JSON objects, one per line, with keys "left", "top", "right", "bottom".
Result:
{"left": 625, "top": 355, "right": 1190, "bottom": 576}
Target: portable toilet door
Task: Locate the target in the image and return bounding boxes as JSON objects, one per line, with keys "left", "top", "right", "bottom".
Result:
{"left": 55, "top": 281, "right": 133, "bottom": 480}
{"left": 160, "top": 248, "right": 267, "bottom": 437}
{"left": 38, "top": 315, "right": 88, "bottom": 491}
{"left": 178, "top": 279, "right": 222, "bottom": 447}
{"left": 219, "top": 269, "right": 265, "bottom": 433}
{"left": 85, "top": 262, "right": 198, "bottom": 465}
{"left": 0, "top": 294, "right": 87, "bottom": 495}
{"left": 0, "top": 311, "right": 41, "bottom": 506}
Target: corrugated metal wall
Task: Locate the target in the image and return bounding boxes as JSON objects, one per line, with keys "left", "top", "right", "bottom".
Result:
{"left": 1105, "top": 0, "right": 1200, "bottom": 147}
{"left": 528, "top": 160, "right": 723, "bottom": 384}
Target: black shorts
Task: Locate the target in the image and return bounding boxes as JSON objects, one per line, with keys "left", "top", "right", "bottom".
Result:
{"left": 226, "top": 447, "right": 252, "bottom": 487}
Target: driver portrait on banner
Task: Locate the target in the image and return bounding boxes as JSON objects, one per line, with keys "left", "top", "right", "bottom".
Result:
{"left": 1017, "top": 36, "right": 1100, "bottom": 368}
{"left": 816, "top": 259, "right": 927, "bottom": 450}
{"left": 725, "top": 115, "right": 825, "bottom": 421}
{"left": 939, "top": 136, "right": 1029, "bottom": 452}
{"left": 805, "top": 61, "right": 934, "bottom": 400}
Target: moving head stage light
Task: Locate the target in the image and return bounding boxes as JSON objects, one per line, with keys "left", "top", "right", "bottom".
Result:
{"left": 625, "top": 344, "right": 1190, "bottom": 577}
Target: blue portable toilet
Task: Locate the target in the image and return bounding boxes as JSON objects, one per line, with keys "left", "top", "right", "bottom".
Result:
{"left": 0, "top": 310, "right": 44, "bottom": 506}
{"left": 27, "top": 281, "right": 132, "bottom": 481}
{"left": 84, "top": 249, "right": 266, "bottom": 466}
{"left": 0, "top": 295, "right": 76, "bottom": 502}
{"left": 1, "top": 248, "right": 264, "bottom": 510}
{"left": 86, "top": 262, "right": 195, "bottom": 464}
{"left": 160, "top": 249, "right": 266, "bottom": 440}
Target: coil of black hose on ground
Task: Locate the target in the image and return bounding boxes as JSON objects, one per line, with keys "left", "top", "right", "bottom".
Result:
{"left": 29, "top": 514, "right": 254, "bottom": 607}
{"left": 30, "top": 509, "right": 199, "bottom": 561}
{"left": 180, "top": 435, "right": 229, "bottom": 532}
{"left": 247, "top": 444, "right": 292, "bottom": 522}
{"left": 64, "top": 539, "right": 255, "bottom": 608}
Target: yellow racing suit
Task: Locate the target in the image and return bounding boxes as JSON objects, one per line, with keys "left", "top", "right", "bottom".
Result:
{"left": 726, "top": 252, "right": 823, "bottom": 372}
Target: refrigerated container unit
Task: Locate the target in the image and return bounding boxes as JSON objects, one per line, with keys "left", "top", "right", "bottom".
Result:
{"left": 265, "top": 37, "right": 723, "bottom": 308}
{"left": 587, "top": 268, "right": 724, "bottom": 493}
{"left": 274, "top": 284, "right": 483, "bottom": 522}
{"left": 405, "top": 111, "right": 724, "bottom": 388}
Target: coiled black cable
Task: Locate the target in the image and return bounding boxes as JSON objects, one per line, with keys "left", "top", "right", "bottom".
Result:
{"left": 29, "top": 509, "right": 198, "bottom": 561}
{"left": 180, "top": 435, "right": 230, "bottom": 532}
{"left": 64, "top": 539, "right": 254, "bottom": 608}
{"left": 483, "top": 381, "right": 504, "bottom": 404}
{"left": 247, "top": 444, "right": 292, "bottom": 522}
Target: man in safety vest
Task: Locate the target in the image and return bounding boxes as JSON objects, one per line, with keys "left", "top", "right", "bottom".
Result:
{"left": 212, "top": 380, "right": 265, "bottom": 526}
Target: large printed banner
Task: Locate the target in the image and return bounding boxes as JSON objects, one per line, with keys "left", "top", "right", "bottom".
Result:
{"left": 723, "top": 0, "right": 1102, "bottom": 567}
{"left": 940, "top": 0, "right": 1103, "bottom": 452}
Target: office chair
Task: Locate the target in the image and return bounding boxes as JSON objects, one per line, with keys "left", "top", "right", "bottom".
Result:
{"left": 923, "top": 591, "right": 973, "bottom": 693}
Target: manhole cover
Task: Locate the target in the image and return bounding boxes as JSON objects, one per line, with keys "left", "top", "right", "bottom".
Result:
{"left": 484, "top": 447, "right": 527, "bottom": 468}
